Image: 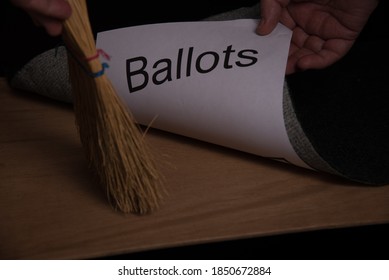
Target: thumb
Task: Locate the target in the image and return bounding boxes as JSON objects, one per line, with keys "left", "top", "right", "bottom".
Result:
{"left": 256, "top": 0, "right": 289, "bottom": 35}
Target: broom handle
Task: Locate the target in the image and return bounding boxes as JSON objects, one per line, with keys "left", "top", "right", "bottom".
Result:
{"left": 62, "top": 0, "right": 102, "bottom": 74}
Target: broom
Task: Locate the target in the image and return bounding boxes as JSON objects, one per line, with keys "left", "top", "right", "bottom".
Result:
{"left": 62, "top": 0, "right": 164, "bottom": 214}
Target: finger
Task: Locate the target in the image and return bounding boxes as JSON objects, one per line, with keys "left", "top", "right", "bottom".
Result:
{"left": 285, "top": 58, "right": 297, "bottom": 75}
{"left": 13, "top": 0, "right": 72, "bottom": 20}
{"left": 285, "top": 27, "right": 310, "bottom": 74}
{"left": 286, "top": 43, "right": 313, "bottom": 74}
{"left": 296, "top": 51, "right": 338, "bottom": 71}
{"left": 297, "top": 39, "right": 353, "bottom": 70}
{"left": 285, "top": 43, "right": 300, "bottom": 75}
{"left": 287, "top": 44, "right": 339, "bottom": 73}
{"left": 30, "top": 13, "right": 65, "bottom": 36}
{"left": 256, "top": 0, "right": 289, "bottom": 35}
{"left": 287, "top": 28, "right": 327, "bottom": 73}
{"left": 297, "top": 50, "right": 343, "bottom": 71}
{"left": 42, "top": 19, "right": 65, "bottom": 36}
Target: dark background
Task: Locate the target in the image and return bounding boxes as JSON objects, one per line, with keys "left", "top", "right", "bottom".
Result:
{"left": 98, "top": 223, "right": 389, "bottom": 260}
{"left": 2, "top": 1, "right": 388, "bottom": 260}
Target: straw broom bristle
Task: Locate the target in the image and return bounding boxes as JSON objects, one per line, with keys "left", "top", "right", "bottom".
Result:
{"left": 62, "top": 0, "right": 165, "bottom": 214}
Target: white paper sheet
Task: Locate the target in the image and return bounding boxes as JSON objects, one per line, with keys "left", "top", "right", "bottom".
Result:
{"left": 96, "top": 19, "right": 309, "bottom": 168}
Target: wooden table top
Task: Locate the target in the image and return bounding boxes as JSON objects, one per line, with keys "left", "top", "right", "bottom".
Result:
{"left": 1, "top": 78, "right": 388, "bottom": 259}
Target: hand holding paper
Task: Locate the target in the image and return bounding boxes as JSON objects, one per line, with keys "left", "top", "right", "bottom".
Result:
{"left": 256, "top": 0, "right": 379, "bottom": 74}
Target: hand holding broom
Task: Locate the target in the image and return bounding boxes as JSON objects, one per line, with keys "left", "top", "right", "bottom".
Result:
{"left": 61, "top": 0, "right": 165, "bottom": 214}
{"left": 10, "top": 0, "right": 72, "bottom": 36}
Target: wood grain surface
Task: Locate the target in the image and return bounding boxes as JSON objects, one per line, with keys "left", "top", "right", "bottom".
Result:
{"left": 1, "top": 78, "right": 389, "bottom": 259}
